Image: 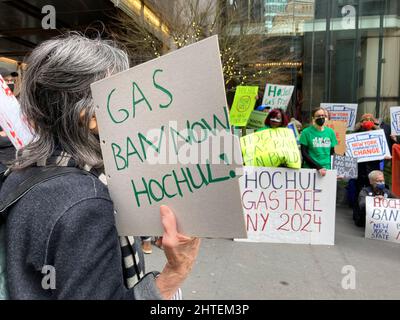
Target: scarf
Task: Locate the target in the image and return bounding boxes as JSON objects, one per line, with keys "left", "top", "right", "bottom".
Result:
{"left": 35, "top": 149, "right": 145, "bottom": 288}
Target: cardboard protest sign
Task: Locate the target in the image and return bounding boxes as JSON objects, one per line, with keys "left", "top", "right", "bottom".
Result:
{"left": 91, "top": 36, "right": 246, "bottom": 238}
{"left": 240, "top": 127, "right": 301, "bottom": 169}
{"left": 325, "top": 120, "right": 347, "bottom": 155}
{"left": 345, "top": 129, "right": 390, "bottom": 163}
{"left": 321, "top": 103, "right": 358, "bottom": 131}
{"left": 236, "top": 167, "right": 336, "bottom": 245}
{"left": 262, "top": 84, "right": 294, "bottom": 111}
{"left": 0, "top": 75, "right": 33, "bottom": 149}
{"left": 390, "top": 106, "right": 400, "bottom": 135}
{"left": 332, "top": 154, "right": 358, "bottom": 179}
{"left": 365, "top": 197, "right": 400, "bottom": 244}
{"left": 229, "top": 86, "right": 258, "bottom": 127}
{"left": 246, "top": 110, "right": 268, "bottom": 129}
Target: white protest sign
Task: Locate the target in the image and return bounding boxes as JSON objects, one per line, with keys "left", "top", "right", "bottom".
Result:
{"left": 91, "top": 36, "right": 246, "bottom": 238}
{"left": 345, "top": 129, "right": 390, "bottom": 163}
{"left": 236, "top": 167, "right": 336, "bottom": 245}
{"left": 262, "top": 84, "right": 294, "bottom": 111}
{"left": 0, "top": 75, "right": 33, "bottom": 149}
{"left": 390, "top": 106, "right": 400, "bottom": 135}
{"left": 365, "top": 197, "right": 400, "bottom": 244}
{"left": 321, "top": 103, "right": 358, "bottom": 131}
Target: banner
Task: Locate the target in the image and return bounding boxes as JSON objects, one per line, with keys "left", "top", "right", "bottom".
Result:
{"left": 345, "top": 129, "right": 390, "bottom": 163}
{"left": 246, "top": 110, "right": 268, "bottom": 129}
{"left": 0, "top": 75, "right": 33, "bottom": 149}
{"left": 262, "top": 84, "right": 294, "bottom": 111}
{"left": 321, "top": 103, "right": 357, "bottom": 131}
{"left": 393, "top": 144, "right": 400, "bottom": 197}
{"left": 325, "top": 120, "right": 347, "bottom": 155}
{"left": 91, "top": 36, "right": 246, "bottom": 238}
{"left": 236, "top": 167, "right": 336, "bottom": 245}
{"left": 332, "top": 154, "right": 358, "bottom": 179}
{"left": 229, "top": 86, "right": 258, "bottom": 127}
{"left": 390, "top": 106, "right": 400, "bottom": 135}
{"left": 240, "top": 127, "right": 301, "bottom": 169}
{"left": 365, "top": 197, "right": 400, "bottom": 244}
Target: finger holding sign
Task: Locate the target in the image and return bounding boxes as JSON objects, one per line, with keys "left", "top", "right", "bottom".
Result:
{"left": 155, "top": 205, "right": 201, "bottom": 300}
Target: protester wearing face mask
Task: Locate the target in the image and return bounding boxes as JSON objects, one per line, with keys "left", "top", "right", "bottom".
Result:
{"left": 354, "top": 170, "right": 398, "bottom": 227}
{"left": 354, "top": 113, "right": 380, "bottom": 132}
{"left": 352, "top": 113, "right": 388, "bottom": 210}
{"left": 299, "top": 107, "right": 338, "bottom": 176}
{"left": 257, "top": 108, "right": 288, "bottom": 132}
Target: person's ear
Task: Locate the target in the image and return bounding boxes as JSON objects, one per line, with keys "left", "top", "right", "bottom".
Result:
{"left": 79, "top": 110, "right": 98, "bottom": 134}
{"left": 89, "top": 117, "right": 97, "bottom": 131}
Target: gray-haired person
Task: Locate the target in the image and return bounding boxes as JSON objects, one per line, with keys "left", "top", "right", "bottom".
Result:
{"left": 354, "top": 170, "right": 398, "bottom": 227}
{"left": 0, "top": 34, "right": 200, "bottom": 299}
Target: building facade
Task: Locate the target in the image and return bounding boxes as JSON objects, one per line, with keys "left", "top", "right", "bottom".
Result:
{"left": 224, "top": 0, "right": 400, "bottom": 122}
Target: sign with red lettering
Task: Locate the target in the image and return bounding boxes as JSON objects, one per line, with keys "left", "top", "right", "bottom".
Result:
{"left": 235, "top": 167, "right": 336, "bottom": 245}
{"left": 321, "top": 103, "right": 357, "bottom": 130}
{"left": 0, "top": 75, "right": 33, "bottom": 149}
{"left": 345, "top": 130, "right": 390, "bottom": 163}
{"left": 365, "top": 197, "right": 400, "bottom": 244}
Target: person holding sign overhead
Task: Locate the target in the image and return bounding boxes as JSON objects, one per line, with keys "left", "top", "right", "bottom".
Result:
{"left": 0, "top": 34, "right": 200, "bottom": 300}
{"left": 299, "top": 108, "right": 338, "bottom": 176}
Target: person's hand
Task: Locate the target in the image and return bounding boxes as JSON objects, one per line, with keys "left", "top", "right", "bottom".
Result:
{"left": 155, "top": 205, "right": 201, "bottom": 300}
{"left": 318, "top": 168, "right": 327, "bottom": 177}
{"left": 390, "top": 134, "right": 397, "bottom": 142}
{"left": 375, "top": 195, "right": 384, "bottom": 200}
{"left": 384, "top": 155, "right": 392, "bottom": 160}
{"left": 337, "top": 175, "right": 344, "bottom": 180}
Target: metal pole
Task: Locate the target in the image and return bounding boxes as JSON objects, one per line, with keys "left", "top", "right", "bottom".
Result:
{"left": 375, "top": 0, "right": 385, "bottom": 119}
{"left": 324, "top": 0, "right": 332, "bottom": 102}
{"left": 352, "top": 0, "right": 361, "bottom": 103}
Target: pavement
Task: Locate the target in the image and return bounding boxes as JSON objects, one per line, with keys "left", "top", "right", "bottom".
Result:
{"left": 145, "top": 204, "right": 400, "bottom": 300}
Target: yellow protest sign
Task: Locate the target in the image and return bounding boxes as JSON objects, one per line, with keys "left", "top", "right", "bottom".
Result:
{"left": 229, "top": 86, "right": 258, "bottom": 127}
{"left": 240, "top": 127, "right": 301, "bottom": 168}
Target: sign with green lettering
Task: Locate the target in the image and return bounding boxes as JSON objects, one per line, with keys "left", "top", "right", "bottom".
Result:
{"left": 240, "top": 128, "right": 301, "bottom": 168}
{"left": 246, "top": 110, "right": 268, "bottom": 129}
{"left": 261, "top": 84, "right": 294, "bottom": 111}
{"left": 91, "top": 36, "right": 246, "bottom": 238}
{"left": 229, "top": 86, "right": 258, "bottom": 127}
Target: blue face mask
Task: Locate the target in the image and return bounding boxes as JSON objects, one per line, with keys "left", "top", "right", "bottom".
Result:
{"left": 376, "top": 182, "right": 385, "bottom": 190}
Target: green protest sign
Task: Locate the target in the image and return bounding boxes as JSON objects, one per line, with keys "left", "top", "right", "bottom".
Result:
{"left": 229, "top": 86, "right": 258, "bottom": 127}
{"left": 246, "top": 110, "right": 268, "bottom": 129}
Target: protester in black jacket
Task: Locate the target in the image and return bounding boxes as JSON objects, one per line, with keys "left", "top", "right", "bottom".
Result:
{"left": 0, "top": 34, "right": 200, "bottom": 300}
{"left": 354, "top": 170, "right": 397, "bottom": 227}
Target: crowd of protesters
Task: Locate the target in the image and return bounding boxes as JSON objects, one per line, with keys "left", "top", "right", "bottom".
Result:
{"left": 239, "top": 91, "right": 399, "bottom": 230}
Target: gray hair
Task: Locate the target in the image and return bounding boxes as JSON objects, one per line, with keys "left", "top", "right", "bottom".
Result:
{"left": 13, "top": 33, "right": 129, "bottom": 169}
{"left": 368, "top": 170, "right": 384, "bottom": 182}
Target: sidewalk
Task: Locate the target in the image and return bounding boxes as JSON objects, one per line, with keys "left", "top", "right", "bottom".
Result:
{"left": 146, "top": 204, "right": 400, "bottom": 299}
